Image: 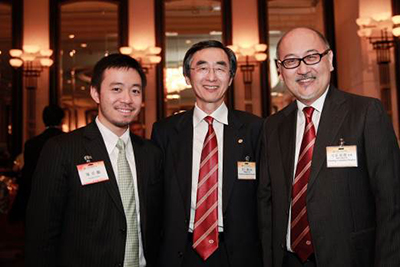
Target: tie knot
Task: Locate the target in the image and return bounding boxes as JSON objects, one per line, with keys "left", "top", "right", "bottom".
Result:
{"left": 116, "top": 138, "right": 126, "bottom": 152}
{"left": 204, "top": 116, "right": 214, "bottom": 125}
{"left": 303, "top": 107, "right": 314, "bottom": 119}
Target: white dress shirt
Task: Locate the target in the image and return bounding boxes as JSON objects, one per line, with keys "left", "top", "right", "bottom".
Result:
{"left": 189, "top": 102, "right": 228, "bottom": 232}
{"left": 96, "top": 118, "right": 146, "bottom": 267}
{"left": 286, "top": 86, "right": 329, "bottom": 252}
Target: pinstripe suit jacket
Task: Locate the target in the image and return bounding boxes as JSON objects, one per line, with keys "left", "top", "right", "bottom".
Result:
{"left": 258, "top": 86, "right": 400, "bottom": 267}
{"left": 26, "top": 122, "right": 163, "bottom": 267}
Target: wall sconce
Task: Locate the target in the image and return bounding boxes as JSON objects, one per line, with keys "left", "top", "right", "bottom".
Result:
{"left": 119, "top": 46, "right": 162, "bottom": 73}
{"left": 356, "top": 14, "right": 400, "bottom": 64}
{"left": 8, "top": 45, "right": 54, "bottom": 139}
{"left": 227, "top": 44, "right": 267, "bottom": 86}
{"left": 356, "top": 14, "right": 400, "bottom": 119}
{"left": 9, "top": 45, "right": 54, "bottom": 79}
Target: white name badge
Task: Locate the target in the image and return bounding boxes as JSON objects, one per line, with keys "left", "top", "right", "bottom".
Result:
{"left": 237, "top": 161, "right": 256, "bottom": 180}
{"left": 326, "top": 145, "right": 358, "bottom": 168}
{"left": 77, "top": 161, "right": 109, "bottom": 185}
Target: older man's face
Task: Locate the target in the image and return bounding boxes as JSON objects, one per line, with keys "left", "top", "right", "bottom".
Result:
{"left": 277, "top": 28, "right": 334, "bottom": 105}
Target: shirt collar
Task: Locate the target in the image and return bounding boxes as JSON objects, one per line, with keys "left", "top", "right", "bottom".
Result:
{"left": 193, "top": 102, "right": 228, "bottom": 128}
{"left": 95, "top": 117, "right": 130, "bottom": 154}
{"left": 296, "top": 85, "right": 330, "bottom": 113}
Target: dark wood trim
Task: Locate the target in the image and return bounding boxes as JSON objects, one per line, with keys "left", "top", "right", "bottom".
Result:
{"left": 323, "top": 0, "right": 338, "bottom": 88}
{"left": 155, "top": 0, "right": 165, "bottom": 120}
{"left": 10, "top": 0, "right": 24, "bottom": 158}
{"left": 49, "top": 0, "right": 128, "bottom": 106}
{"left": 118, "top": 0, "right": 128, "bottom": 47}
{"left": 222, "top": 0, "right": 234, "bottom": 109}
{"left": 258, "top": 0, "right": 270, "bottom": 118}
{"left": 49, "top": 0, "right": 59, "bottom": 105}
{"left": 392, "top": 0, "right": 400, "bottom": 134}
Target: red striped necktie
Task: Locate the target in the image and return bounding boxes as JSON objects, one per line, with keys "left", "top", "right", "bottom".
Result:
{"left": 291, "top": 106, "right": 315, "bottom": 262}
{"left": 193, "top": 116, "right": 219, "bottom": 260}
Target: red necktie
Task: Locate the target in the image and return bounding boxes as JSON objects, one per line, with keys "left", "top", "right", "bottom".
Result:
{"left": 193, "top": 116, "right": 219, "bottom": 260}
{"left": 291, "top": 107, "right": 315, "bottom": 262}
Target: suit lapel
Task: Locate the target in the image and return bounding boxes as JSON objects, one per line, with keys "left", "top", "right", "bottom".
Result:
{"left": 171, "top": 110, "right": 194, "bottom": 218}
{"left": 82, "top": 122, "right": 125, "bottom": 215}
{"left": 222, "top": 110, "right": 242, "bottom": 213}
{"left": 308, "top": 86, "right": 348, "bottom": 189}
{"left": 278, "top": 102, "right": 298, "bottom": 200}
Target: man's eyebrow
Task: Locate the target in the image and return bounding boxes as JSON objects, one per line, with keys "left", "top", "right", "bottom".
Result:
{"left": 109, "top": 82, "right": 124, "bottom": 86}
{"left": 283, "top": 49, "right": 319, "bottom": 59}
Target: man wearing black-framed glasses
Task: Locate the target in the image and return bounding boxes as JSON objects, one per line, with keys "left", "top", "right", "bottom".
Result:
{"left": 258, "top": 27, "right": 400, "bottom": 267}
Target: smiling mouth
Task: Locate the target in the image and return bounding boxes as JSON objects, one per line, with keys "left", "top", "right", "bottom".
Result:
{"left": 296, "top": 77, "right": 316, "bottom": 84}
{"left": 116, "top": 107, "right": 134, "bottom": 114}
{"left": 203, "top": 85, "right": 219, "bottom": 90}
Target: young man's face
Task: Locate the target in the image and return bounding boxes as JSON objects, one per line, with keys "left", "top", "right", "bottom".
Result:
{"left": 90, "top": 67, "right": 143, "bottom": 136}
{"left": 185, "top": 47, "right": 233, "bottom": 113}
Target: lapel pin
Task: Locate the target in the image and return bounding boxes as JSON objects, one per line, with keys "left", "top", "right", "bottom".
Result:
{"left": 238, "top": 139, "right": 243, "bottom": 144}
{"left": 84, "top": 155, "right": 92, "bottom": 163}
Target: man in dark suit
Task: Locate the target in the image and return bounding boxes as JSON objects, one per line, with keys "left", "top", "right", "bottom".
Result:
{"left": 10, "top": 105, "right": 64, "bottom": 223}
{"left": 26, "top": 54, "right": 163, "bottom": 267}
{"left": 151, "top": 40, "right": 263, "bottom": 267}
{"left": 258, "top": 27, "right": 400, "bottom": 267}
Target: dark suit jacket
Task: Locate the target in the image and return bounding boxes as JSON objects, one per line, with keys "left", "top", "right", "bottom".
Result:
{"left": 10, "top": 127, "right": 63, "bottom": 222}
{"left": 151, "top": 108, "right": 263, "bottom": 267}
{"left": 258, "top": 86, "right": 400, "bottom": 267}
{"left": 26, "top": 122, "right": 163, "bottom": 267}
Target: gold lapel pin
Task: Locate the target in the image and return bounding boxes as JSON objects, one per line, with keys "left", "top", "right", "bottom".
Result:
{"left": 238, "top": 139, "right": 243, "bottom": 144}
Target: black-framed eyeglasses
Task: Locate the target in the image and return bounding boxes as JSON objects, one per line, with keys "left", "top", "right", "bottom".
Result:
{"left": 276, "top": 49, "right": 331, "bottom": 69}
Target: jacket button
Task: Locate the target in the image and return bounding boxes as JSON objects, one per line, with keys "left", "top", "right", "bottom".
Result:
{"left": 280, "top": 243, "right": 285, "bottom": 249}
{"left": 116, "top": 264, "right": 122, "bottom": 267}
{"left": 178, "top": 251, "right": 183, "bottom": 257}
{"left": 120, "top": 228, "right": 126, "bottom": 233}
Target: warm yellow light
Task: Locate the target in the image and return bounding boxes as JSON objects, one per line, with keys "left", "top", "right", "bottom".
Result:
{"left": 40, "top": 49, "right": 53, "bottom": 57}
{"left": 20, "top": 53, "right": 35, "bottom": 62}
{"left": 9, "top": 49, "right": 23, "bottom": 57}
{"left": 9, "top": 58, "right": 23, "bottom": 67}
{"left": 148, "top": 47, "right": 162, "bottom": 55}
{"left": 40, "top": 58, "right": 54, "bottom": 67}
{"left": 392, "top": 15, "right": 400, "bottom": 24}
{"left": 149, "top": 55, "right": 162, "bottom": 64}
{"left": 23, "top": 45, "right": 40, "bottom": 54}
{"left": 119, "top": 46, "right": 133, "bottom": 55}
{"left": 393, "top": 27, "right": 400, "bottom": 37}
{"left": 356, "top": 17, "right": 375, "bottom": 26}
{"left": 255, "top": 44, "right": 267, "bottom": 52}
{"left": 255, "top": 53, "right": 267, "bottom": 61}
{"left": 240, "top": 47, "right": 255, "bottom": 56}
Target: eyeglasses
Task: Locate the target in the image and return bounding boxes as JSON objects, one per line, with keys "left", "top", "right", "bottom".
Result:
{"left": 276, "top": 49, "right": 331, "bottom": 69}
{"left": 190, "top": 65, "right": 230, "bottom": 77}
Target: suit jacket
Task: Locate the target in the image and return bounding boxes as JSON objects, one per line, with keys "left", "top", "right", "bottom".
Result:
{"left": 10, "top": 127, "right": 64, "bottom": 222}
{"left": 151, "top": 108, "right": 263, "bottom": 267}
{"left": 26, "top": 122, "right": 163, "bottom": 267}
{"left": 258, "top": 86, "right": 400, "bottom": 267}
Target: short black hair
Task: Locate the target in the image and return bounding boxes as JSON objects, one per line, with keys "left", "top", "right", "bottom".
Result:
{"left": 43, "top": 105, "right": 64, "bottom": 127}
{"left": 182, "top": 40, "right": 237, "bottom": 79}
{"left": 90, "top": 53, "right": 147, "bottom": 92}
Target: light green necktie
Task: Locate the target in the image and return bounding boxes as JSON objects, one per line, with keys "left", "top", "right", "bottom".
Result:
{"left": 116, "top": 138, "right": 139, "bottom": 267}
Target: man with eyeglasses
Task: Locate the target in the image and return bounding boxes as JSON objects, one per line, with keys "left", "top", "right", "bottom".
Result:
{"left": 152, "top": 40, "right": 263, "bottom": 267}
{"left": 258, "top": 27, "right": 400, "bottom": 267}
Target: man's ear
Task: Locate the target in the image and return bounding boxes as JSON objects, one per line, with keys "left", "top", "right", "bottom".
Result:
{"left": 185, "top": 76, "right": 192, "bottom": 86}
{"left": 328, "top": 50, "right": 334, "bottom": 72}
{"left": 90, "top": 86, "right": 100, "bottom": 104}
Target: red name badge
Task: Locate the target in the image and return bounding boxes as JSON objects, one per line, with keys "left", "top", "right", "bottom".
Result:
{"left": 76, "top": 161, "right": 109, "bottom": 185}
